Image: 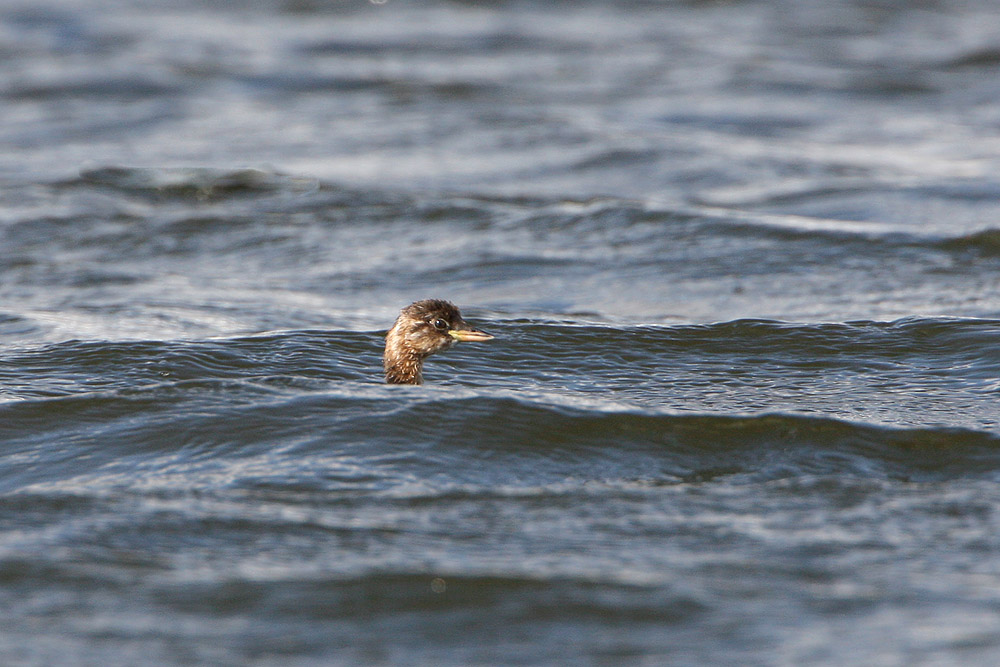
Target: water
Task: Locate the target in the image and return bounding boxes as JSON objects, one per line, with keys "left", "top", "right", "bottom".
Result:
{"left": 3, "top": 0, "right": 1000, "bottom": 663}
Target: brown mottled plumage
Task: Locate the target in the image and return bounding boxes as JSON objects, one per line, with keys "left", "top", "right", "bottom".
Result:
{"left": 383, "top": 299, "right": 493, "bottom": 384}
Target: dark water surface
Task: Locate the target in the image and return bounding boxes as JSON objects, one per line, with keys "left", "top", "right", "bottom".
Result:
{"left": 3, "top": 0, "right": 1000, "bottom": 664}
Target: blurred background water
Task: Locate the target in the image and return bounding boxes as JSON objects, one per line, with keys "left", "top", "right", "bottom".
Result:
{"left": 3, "top": 0, "right": 1000, "bottom": 664}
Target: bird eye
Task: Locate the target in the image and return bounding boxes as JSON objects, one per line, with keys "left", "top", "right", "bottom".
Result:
{"left": 432, "top": 318, "right": 448, "bottom": 330}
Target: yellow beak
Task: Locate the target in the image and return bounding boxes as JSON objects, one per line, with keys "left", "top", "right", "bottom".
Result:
{"left": 449, "top": 328, "right": 494, "bottom": 342}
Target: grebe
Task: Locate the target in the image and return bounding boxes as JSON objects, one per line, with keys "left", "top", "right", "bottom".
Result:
{"left": 383, "top": 299, "right": 493, "bottom": 384}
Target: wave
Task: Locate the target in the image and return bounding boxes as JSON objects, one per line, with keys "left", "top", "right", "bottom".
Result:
{"left": 74, "top": 166, "right": 320, "bottom": 202}
{"left": 1, "top": 314, "right": 996, "bottom": 497}
{"left": 5, "top": 315, "right": 999, "bottom": 393}
{"left": 2, "top": 313, "right": 998, "bottom": 409}
{"left": 0, "top": 332, "right": 380, "bottom": 396}
{"left": 940, "top": 228, "right": 1000, "bottom": 256}
{"left": 37, "top": 171, "right": 1000, "bottom": 277}
{"left": 151, "top": 571, "right": 705, "bottom": 622}
{"left": 0, "top": 372, "right": 998, "bottom": 496}
{"left": 341, "top": 395, "right": 1000, "bottom": 480}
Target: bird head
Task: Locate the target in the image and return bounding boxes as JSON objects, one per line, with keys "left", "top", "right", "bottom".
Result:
{"left": 389, "top": 299, "right": 493, "bottom": 357}
{"left": 383, "top": 299, "right": 493, "bottom": 384}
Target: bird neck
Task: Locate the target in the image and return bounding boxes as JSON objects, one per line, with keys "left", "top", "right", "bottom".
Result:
{"left": 383, "top": 339, "right": 425, "bottom": 385}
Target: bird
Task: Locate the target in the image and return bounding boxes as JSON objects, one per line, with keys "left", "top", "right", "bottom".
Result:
{"left": 383, "top": 299, "right": 493, "bottom": 384}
